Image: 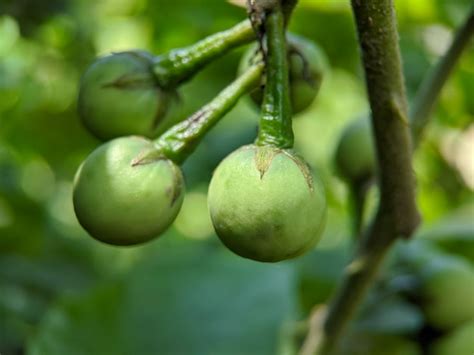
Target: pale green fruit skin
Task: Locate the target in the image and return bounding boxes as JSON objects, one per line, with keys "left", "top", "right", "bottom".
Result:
{"left": 287, "top": 33, "right": 326, "bottom": 113}
{"left": 239, "top": 33, "right": 327, "bottom": 114}
{"left": 418, "top": 255, "right": 474, "bottom": 329}
{"left": 78, "top": 51, "right": 173, "bottom": 140}
{"left": 208, "top": 145, "right": 326, "bottom": 262}
{"left": 73, "top": 136, "right": 184, "bottom": 246}
{"left": 430, "top": 319, "right": 474, "bottom": 355}
{"left": 335, "top": 118, "right": 376, "bottom": 183}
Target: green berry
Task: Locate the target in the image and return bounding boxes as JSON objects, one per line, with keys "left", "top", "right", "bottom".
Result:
{"left": 78, "top": 51, "right": 174, "bottom": 140}
{"left": 208, "top": 145, "right": 326, "bottom": 262}
{"left": 417, "top": 254, "right": 474, "bottom": 329}
{"left": 430, "top": 319, "right": 474, "bottom": 355}
{"left": 423, "top": 208, "right": 474, "bottom": 263}
{"left": 287, "top": 34, "right": 327, "bottom": 113}
{"left": 239, "top": 34, "right": 327, "bottom": 114}
{"left": 334, "top": 118, "right": 376, "bottom": 183}
{"left": 73, "top": 136, "right": 184, "bottom": 245}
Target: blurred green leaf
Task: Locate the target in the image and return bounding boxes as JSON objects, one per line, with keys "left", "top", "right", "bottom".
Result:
{"left": 355, "top": 296, "right": 424, "bottom": 335}
{"left": 416, "top": 203, "right": 474, "bottom": 262}
{"left": 338, "top": 332, "right": 422, "bottom": 355}
{"left": 28, "top": 240, "right": 296, "bottom": 355}
{"left": 297, "top": 246, "right": 350, "bottom": 313}
{"left": 27, "top": 284, "right": 125, "bottom": 355}
{"left": 0, "top": 0, "right": 473, "bottom": 352}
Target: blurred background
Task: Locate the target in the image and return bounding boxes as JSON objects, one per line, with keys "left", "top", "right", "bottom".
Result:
{"left": 0, "top": 0, "right": 473, "bottom": 354}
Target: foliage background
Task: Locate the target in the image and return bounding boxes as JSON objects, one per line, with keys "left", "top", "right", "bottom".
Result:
{"left": 0, "top": 0, "right": 473, "bottom": 354}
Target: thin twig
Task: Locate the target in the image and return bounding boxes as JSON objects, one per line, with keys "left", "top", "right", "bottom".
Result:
{"left": 348, "top": 182, "right": 370, "bottom": 240}
{"left": 410, "top": 8, "right": 474, "bottom": 145}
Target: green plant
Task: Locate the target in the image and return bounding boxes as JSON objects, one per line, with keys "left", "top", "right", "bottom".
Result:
{"left": 301, "top": 3, "right": 474, "bottom": 354}
{"left": 73, "top": 61, "right": 264, "bottom": 245}
{"left": 2, "top": 0, "right": 474, "bottom": 354}
{"left": 69, "top": 0, "right": 474, "bottom": 353}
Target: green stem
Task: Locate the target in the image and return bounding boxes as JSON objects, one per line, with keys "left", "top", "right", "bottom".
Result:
{"left": 302, "top": 1, "right": 420, "bottom": 353}
{"left": 348, "top": 182, "right": 368, "bottom": 240}
{"left": 153, "top": 62, "right": 264, "bottom": 164}
{"left": 282, "top": 0, "right": 299, "bottom": 24}
{"left": 152, "top": 20, "right": 255, "bottom": 89}
{"left": 255, "top": 3, "right": 294, "bottom": 149}
{"left": 410, "top": 8, "right": 474, "bottom": 145}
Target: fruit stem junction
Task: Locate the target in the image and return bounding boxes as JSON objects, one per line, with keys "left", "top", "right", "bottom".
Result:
{"left": 255, "top": 1, "right": 294, "bottom": 149}
{"left": 151, "top": 62, "right": 264, "bottom": 165}
{"left": 152, "top": 20, "right": 255, "bottom": 89}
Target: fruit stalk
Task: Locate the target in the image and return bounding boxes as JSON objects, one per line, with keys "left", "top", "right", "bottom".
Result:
{"left": 152, "top": 20, "right": 255, "bottom": 88}
{"left": 281, "top": 0, "right": 299, "bottom": 23}
{"left": 348, "top": 183, "right": 368, "bottom": 240}
{"left": 410, "top": 7, "right": 474, "bottom": 145}
{"left": 74, "top": 62, "right": 264, "bottom": 246}
{"left": 302, "top": 0, "right": 420, "bottom": 353}
{"left": 255, "top": 1, "right": 294, "bottom": 149}
{"left": 207, "top": 1, "right": 326, "bottom": 263}
{"left": 153, "top": 62, "right": 264, "bottom": 164}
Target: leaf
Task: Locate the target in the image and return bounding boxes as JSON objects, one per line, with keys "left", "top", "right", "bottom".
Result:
{"left": 27, "top": 284, "right": 125, "bottom": 355}
{"left": 338, "top": 332, "right": 422, "bottom": 355}
{"left": 28, "top": 240, "right": 296, "bottom": 355}
{"left": 355, "top": 296, "right": 424, "bottom": 335}
{"left": 296, "top": 246, "right": 350, "bottom": 312}
{"left": 417, "top": 204, "right": 474, "bottom": 263}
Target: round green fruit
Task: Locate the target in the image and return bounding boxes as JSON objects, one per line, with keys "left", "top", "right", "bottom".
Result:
{"left": 430, "top": 319, "right": 474, "bottom": 355}
{"left": 239, "top": 34, "right": 327, "bottom": 114}
{"left": 73, "top": 136, "right": 184, "bottom": 245}
{"left": 334, "top": 118, "right": 376, "bottom": 183}
{"left": 417, "top": 254, "right": 474, "bottom": 330}
{"left": 78, "top": 51, "right": 174, "bottom": 140}
{"left": 208, "top": 145, "right": 327, "bottom": 262}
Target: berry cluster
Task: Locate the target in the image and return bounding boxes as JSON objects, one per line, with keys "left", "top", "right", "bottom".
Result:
{"left": 73, "top": 9, "right": 328, "bottom": 262}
